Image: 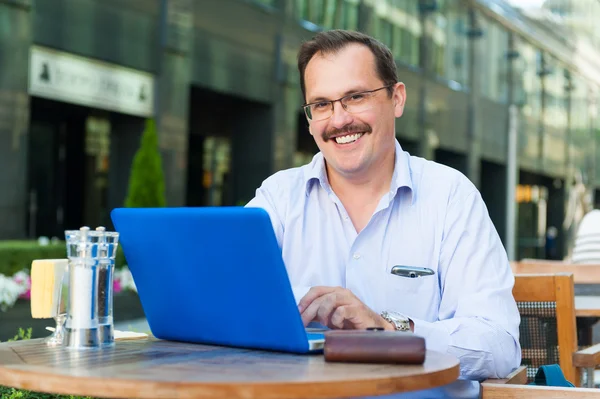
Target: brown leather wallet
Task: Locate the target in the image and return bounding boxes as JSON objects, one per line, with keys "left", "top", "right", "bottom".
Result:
{"left": 323, "top": 330, "right": 426, "bottom": 364}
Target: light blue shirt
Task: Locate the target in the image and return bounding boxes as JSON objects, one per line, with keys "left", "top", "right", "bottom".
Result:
{"left": 246, "top": 139, "right": 521, "bottom": 383}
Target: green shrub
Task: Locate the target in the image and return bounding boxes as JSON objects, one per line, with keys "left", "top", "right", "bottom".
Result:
{"left": 0, "top": 386, "right": 94, "bottom": 399}
{"left": 0, "top": 241, "right": 127, "bottom": 277}
{"left": 7, "top": 328, "right": 32, "bottom": 342}
{"left": 0, "top": 241, "right": 66, "bottom": 277}
{"left": 124, "top": 119, "right": 166, "bottom": 208}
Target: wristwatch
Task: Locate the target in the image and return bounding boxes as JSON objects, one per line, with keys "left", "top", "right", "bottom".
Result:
{"left": 381, "top": 310, "right": 411, "bottom": 331}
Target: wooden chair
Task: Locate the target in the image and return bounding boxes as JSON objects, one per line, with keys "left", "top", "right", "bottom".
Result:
{"left": 484, "top": 273, "right": 600, "bottom": 389}
{"left": 512, "top": 260, "right": 600, "bottom": 347}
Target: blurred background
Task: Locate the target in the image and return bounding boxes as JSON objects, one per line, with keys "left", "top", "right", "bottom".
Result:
{"left": 1, "top": 0, "right": 599, "bottom": 264}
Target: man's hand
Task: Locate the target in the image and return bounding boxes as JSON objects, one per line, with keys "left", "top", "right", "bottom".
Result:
{"left": 297, "top": 286, "right": 394, "bottom": 330}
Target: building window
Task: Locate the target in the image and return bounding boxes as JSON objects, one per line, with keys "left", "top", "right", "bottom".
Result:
{"left": 478, "top": 16, "right": 509, "bottom": 103}
{"left": 438, "top": 0, "right": 468, "bottom": 84}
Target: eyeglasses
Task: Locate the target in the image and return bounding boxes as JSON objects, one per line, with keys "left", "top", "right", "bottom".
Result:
{"left": 302, "top": 85, "right": 394, "bottom": 122}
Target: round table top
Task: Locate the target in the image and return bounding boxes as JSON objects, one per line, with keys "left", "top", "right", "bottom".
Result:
{"left": 0, "top": 338, "right": 459, "bottom": 399}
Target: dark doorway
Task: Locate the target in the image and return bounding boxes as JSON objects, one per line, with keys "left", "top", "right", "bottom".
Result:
{"left": 28, "top": 98, "right": 89, "bottom": 237}
{"left": 28, "top": 97, "right": 141, "bottom": 237}
{"left": 517, "top": 170, "right": 565, "bottom": 260}
{"left": 396, "top": 137, "right": 418, "bottom": 156}
{"left": 480, "top": 160, "right": 507, "bottom": 245}
{"left": 295, "top": 112, "right": 319, "bottom": 166}
{"left": 187, "top": 87, "right": 273, "bottom": 207}
{"left": 435, "top": 148, "right": 467, "bottom": 175}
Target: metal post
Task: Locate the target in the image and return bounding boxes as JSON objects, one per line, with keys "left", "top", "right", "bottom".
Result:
{"left": 466, "top": 7, "right": 482, "bottom": 188}
{"left": 417, "top": 1, "right": 434, "bottom": 161}
{"left": 506, "top": 104, "right": 518, "bottom": 261}
{"left": 505, "top": 33, "right": 519, "bottom": 261}
{"left": 587, "top": 367, "right": 595, "bottom": 388}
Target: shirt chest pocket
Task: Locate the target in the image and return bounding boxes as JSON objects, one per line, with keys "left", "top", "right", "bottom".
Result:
{"left": 383, "top": 272, "right": 437, "bottom": 314}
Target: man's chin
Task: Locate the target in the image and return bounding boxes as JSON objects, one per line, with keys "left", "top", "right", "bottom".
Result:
{"left": 326, "top": 159, "right": 368, "bottom": 178}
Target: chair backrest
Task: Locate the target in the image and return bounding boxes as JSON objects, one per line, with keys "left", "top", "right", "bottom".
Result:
{"left": 513, "top": 273, "right": 579, "bottom": 386}
{"left": 512, "top": 260, "right": 600, "bottom": 284}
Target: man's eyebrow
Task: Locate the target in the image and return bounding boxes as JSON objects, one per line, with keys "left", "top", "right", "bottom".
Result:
{"left": 307, "top": 87, "right": 370, "bottom": 104}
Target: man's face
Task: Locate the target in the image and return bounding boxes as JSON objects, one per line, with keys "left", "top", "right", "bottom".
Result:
{"left": 303, "top": 43, "right": 406, "bottom": 179}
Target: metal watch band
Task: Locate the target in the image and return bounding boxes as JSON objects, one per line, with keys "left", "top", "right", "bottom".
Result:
{"left": 381, "top": 310, "right": 411, "bottom": 331}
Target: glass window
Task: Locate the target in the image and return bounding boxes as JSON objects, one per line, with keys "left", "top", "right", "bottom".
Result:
{"left": 571, "top": 73, "right": 590, "bottom": 142}
{"left": 306, "top": 0, "right": 324, "bottom": 25}
{"left": 426, "top": 15, "right": 445, "bottom": 77}
{"left": 252, "top": 0, "right": 277, "bottom": 8}
{"left": 294, "top": 0, "right": 358, "bottom": 30}
{"left": 478, "top": 17, "right": 509, "bottom": 103}
{"left": 439, "top": 0, "right": 469, "bottom": 84}
{"left": 322, "top": 0, "right": 337, "bottom": 28}
{"left": 425, "top": 9, "right": 446, "bottom": 77}
{"left": 542, "top": 56, "right": 567, "bottom": 130}
{"left": 341, "top": 0, "right": 359, "bottom": 30}
{"left": 379, "top": 18, "right": 394, "bottom": 49}
{"left": 513, "top": 36, "right": 543, "bottom": 158}
{"left": 382, "top": 0, "right": 420, "bottom": 67}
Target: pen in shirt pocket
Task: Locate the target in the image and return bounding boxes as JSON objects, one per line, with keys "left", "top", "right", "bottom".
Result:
{"left": 391, "top": 265, "right": 435, "bottom": 278}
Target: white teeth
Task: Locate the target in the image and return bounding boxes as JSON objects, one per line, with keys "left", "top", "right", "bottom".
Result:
{"left": 335, "top": 133, "right": 363, "bottom": 144}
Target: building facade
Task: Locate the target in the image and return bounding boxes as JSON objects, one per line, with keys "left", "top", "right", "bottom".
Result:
{"left": 1, "top": 0, "right": 599, "bottom": 260}
{"left": 543, "top": 0, "right": 600, "bottom": 46}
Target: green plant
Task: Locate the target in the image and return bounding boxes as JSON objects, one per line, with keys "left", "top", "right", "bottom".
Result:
{"left": 7, "top": 328, "right": 32, "bottom": 342}
{"left": 124, "top": 119, "right": 166, "bottom": 208}
{"left": 0, "top": 241, "right": 66, "bottom": 277}
{"left": 0, "top": 329, "right": 94, "bottom": 398}
{"left": 0, "top": 241, "right": 127, "bottom": 277}
{"left": 0, "top": 385, "right": 94, "bottom": 398}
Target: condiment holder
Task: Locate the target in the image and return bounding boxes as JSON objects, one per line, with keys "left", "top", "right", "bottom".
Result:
{"left": 63, "top": 226, "right": 119, "bottom": 350}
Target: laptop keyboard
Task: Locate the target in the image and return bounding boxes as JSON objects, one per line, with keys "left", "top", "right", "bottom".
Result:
{"left": 306, "top": 332, "right": 325, "bottom": 341}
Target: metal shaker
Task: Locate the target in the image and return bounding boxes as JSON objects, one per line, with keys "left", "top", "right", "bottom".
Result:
{"left": 64, "top": 226, "right": 100, "bottom": 349}
{"left": 95, "top": 226, "right": 119, "bottom": 347}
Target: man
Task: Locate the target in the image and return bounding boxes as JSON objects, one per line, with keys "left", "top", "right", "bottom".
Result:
{"left": 246, "top": 29, "right": 520, "bottom": 385}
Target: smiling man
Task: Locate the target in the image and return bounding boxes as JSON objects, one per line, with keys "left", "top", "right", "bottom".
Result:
{"left": 246, "top": 29, "right": 520, "bottom": 392}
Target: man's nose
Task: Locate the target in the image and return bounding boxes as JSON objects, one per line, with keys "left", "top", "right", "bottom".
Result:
{"left": 330, "top": 101, "right": 353, "bottom": 129}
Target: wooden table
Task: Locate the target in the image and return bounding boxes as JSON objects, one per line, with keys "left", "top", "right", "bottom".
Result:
{"left": 575, "top": 296, "right": 600, "bottom": 346}
{"left": 512, "top": 261, "right": 600, "bottom": 284}
{"left": 0, "top": 338, "right": 459, "bottom": 399}
{"left": 576, "top": 296, "right": 600, "bottom": 317}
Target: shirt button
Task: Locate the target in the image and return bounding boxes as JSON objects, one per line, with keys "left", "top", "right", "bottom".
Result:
{"left": 353, "top": 253, "right": 361, "bottom": 260}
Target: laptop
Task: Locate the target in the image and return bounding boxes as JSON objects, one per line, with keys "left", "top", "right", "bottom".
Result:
{"left": 110, "top": 206, "right": 325, "bottom": 353}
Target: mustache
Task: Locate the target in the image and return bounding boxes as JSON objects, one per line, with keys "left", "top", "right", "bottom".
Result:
{"left": 322, "top": 123, "right": 372, "bottom": 141}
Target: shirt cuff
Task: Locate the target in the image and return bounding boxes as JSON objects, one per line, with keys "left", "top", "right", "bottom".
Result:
{"left": 411, "top": 317, "right": 452, "bottom": 354}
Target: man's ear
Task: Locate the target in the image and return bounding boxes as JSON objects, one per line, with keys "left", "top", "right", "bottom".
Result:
{"left": 393, "top": 82, "right": 406, "bottom": 118}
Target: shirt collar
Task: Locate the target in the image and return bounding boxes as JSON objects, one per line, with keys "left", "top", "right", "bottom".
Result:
{"left": 303, "top": 139, "right": 414, "bottom": 204}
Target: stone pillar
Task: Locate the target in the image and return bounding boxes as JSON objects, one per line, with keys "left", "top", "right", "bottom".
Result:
{"left": 271, "top": 0, "right": 302, "bottom": 173}
{"left": 0, "top": 0, "right": 32, "bottom": 238}
{"left": 466, "top": 8, "right": 483, "bottom": 188}
{"left": 155, "top": 0, "right": 193, "bottom": 206}
{"left": 417, "top": 4, "right": 435, "bottom": 161}
{"left": 271, "top": 33, "right": 297, "bottom": 173}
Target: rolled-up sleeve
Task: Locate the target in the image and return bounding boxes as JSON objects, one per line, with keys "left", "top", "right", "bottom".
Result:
{"left": 413, "top": 189, "right": 521, "bottom": 380}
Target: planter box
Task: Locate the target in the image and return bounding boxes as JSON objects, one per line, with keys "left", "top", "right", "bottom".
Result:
{"left": 0, "top": 291, "right": 145, "bottom": 341}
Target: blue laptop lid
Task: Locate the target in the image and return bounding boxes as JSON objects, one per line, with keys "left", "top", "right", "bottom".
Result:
{"left": 110, "top": 206, "right": 311, "bottom": 353}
